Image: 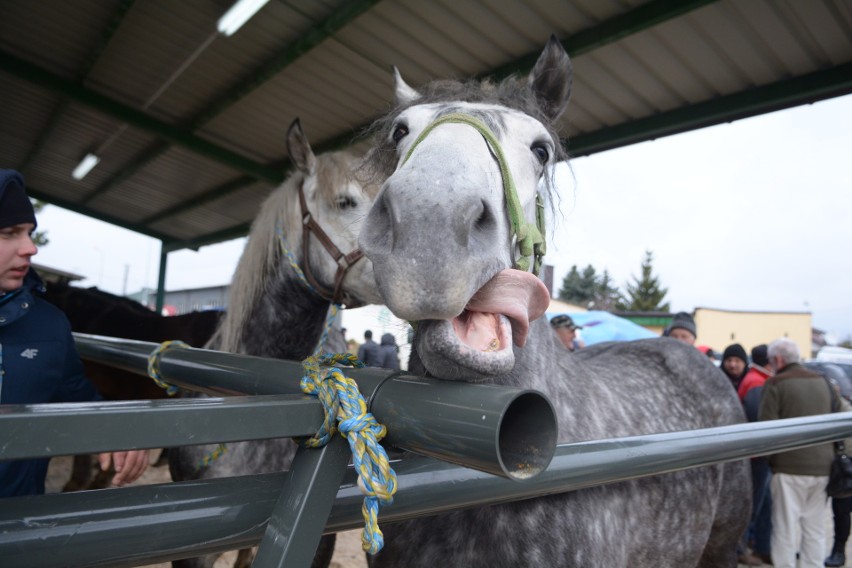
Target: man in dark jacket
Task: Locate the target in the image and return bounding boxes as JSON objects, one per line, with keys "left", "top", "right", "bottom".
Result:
{"left": 0, "top": 169, "right": 149, "bottom": 498}
{"left": 759, "top": 337, "right": 834, "bottom": 568}
{"left": 357, "top": 329, "right": 381, "bottom": 366}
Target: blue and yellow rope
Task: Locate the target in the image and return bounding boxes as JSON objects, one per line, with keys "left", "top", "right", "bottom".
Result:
{"left": 300, "top": 352, "right": 397, "bottom": 554}
{"left": 146, "top": 340, "right": 188, "bottom": 396}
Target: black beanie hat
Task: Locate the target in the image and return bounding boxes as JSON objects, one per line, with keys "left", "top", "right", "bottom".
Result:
{"left": 751, "top": 344, "right": 769, "bottom": 367}
{"left": 668, "top": 312, "right": 696, "bottom": 337}
{"left": 723, "top": 343, "right": 748, "bottom": 364}
{"left": 0, "top": 169, "right": 37, "bottom": 230}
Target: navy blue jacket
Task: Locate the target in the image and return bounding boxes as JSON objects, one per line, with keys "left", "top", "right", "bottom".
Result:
{"left": 0, "top": 271, "right": 99, "bottom": 497}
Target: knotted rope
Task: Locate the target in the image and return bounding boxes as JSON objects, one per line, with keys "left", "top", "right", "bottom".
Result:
{"left": 401, "top": 112, "right": 547, "bottom": 275}
{"left": 299, "top": 353, "right": 397, "bottom": 554}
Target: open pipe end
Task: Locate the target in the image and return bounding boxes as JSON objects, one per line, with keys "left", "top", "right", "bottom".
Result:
{"left": 497, "top": 392, "right": 558, "bottom": 481}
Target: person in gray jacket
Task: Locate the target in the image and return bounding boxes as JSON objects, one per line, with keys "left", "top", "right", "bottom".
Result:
{"left": 759, "top": 337, "right": 834, "bottom": 568}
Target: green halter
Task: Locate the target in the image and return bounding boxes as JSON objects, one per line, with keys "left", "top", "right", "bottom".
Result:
{"left": 401, "top": 112, "right": 547, "bottom": 276}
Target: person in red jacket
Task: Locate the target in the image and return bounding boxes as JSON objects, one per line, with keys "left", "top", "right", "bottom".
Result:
{"left": 738, "top": 344, "right": 772, "bottom": 400}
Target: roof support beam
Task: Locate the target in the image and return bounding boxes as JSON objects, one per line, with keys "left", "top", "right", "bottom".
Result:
{"left": 25, "top": 186, "right": 172, "bottom": 242}
{"left": 0, "top": 51, "right": 285, "bottom": 184}
{"left": 490, "top": 0, "right": 719, "bottom": 80}
{"left": 568, "top": 62, "right": 852, "bottom": 157}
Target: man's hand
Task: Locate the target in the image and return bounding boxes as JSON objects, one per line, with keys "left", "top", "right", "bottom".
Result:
{"left": 98, "top": 450, "right": 150, "bottom": 487}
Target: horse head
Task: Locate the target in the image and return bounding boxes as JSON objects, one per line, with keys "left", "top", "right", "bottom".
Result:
{"left": 359, "top": 37, "right": 572, "bottom": 380}
{"left": 209, "top": 119, "right": 383, "bottom": 355}
{"left": 283, "top": 118, "right": 383, "bottom": 308}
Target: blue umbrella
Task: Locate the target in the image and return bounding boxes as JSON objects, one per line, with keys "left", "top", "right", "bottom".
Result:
{"left": 546, "top": 311, "right": 657, "bottom": 345}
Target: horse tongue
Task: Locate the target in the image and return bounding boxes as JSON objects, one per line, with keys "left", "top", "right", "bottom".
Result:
{"left": 466, "top": 269, "right": 550, "bottom": 347}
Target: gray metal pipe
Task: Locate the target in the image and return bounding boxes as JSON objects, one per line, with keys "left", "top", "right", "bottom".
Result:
{"left": 0, "top": 395, "right": 322, "bottom": 460}
{"left": 69, "top": 333, "right": 557, "bottom": 479}
{"left": 3, "top": 412, "right": 851, "bottom": 567}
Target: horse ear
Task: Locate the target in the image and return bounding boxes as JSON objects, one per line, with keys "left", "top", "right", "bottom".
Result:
{"left": 286, "top": 118, "right": 317, "bottom": 175}
{"left": 528, "top": 35, "right": 573, "bottom": 122}
{"left": 393, "top": 66, "right": 420, "bottom": 105}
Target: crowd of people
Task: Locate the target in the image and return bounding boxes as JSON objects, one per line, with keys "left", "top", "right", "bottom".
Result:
{"left": 547, "top": 308, "right": 848, "bottom": 567}
{"left": 662, "top": 311, "right": 848, "bottom": 568}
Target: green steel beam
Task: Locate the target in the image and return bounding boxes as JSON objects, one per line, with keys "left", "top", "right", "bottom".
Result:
{"left": 568, "top": 62, "right": 852, "bottom": 157}
{"left": 82, "top": 140, "right": 171, "bottom": 204}
{"left": 141, "top": 174, "right": 259, "bottom": 224}
{"left": 0, "top": 51, "right": 285, "bottom": 184}
{"left": 489, "top": 0, "right": 719, "bottom": 80}
{"left": 25, "top": 185, "right": 172, "bottom": 241}
{"left": 161, "top": 221, "right": 252, "bottom": 253}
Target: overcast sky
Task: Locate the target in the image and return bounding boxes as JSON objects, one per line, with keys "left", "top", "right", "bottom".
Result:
{"left": 31, "top": 93, "right": 852, "bottom": 344}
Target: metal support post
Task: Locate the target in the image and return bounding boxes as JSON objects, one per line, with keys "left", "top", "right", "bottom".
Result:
{"left": 253, "top": 437, "right": 351, "bottom": 568}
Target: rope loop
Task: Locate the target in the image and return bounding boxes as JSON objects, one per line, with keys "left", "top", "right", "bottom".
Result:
{"left": 147, "top": 340, "right": 189, "bottom": 396}
{"left": 300, "top": 353, "right": 397, "bottom": 554}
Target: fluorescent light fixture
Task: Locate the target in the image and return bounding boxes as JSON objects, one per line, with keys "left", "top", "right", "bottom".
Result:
{"left": 71, "top": 153, "right": 100, "bottom": 180}
{"left": 217, "top": 0, "right": 270, "bottom": 36}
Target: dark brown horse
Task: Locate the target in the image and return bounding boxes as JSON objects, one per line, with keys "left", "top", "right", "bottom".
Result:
{"left": 41, "top": 280, "right": 222, "bottom": 489}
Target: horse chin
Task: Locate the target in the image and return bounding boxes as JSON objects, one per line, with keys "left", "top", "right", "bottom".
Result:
{"left": 415, "top": 316, "right": 516, "bottom": 382}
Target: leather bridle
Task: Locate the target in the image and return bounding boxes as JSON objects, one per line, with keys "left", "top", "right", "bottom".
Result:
{"left": 297, "top": 180, "right": 365, "bottom": 306}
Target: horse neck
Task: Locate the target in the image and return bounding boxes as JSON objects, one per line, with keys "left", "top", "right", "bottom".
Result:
{"left": 221, "top": 255, "right": 332, "bottom": 361}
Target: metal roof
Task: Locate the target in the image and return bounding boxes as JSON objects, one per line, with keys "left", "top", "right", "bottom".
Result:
{"left": 2, "top": 0, "right": 851, "bottom": 252}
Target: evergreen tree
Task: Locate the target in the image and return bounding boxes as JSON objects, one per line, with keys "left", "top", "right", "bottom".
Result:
{"left": 618, "top": 250, "right": 670, "bottom": 312}
{"left": 558, "top": 264, "right": 597, "bottom": 307}
{"left": 593, "top": 269, "right": 622, "bottom": 311}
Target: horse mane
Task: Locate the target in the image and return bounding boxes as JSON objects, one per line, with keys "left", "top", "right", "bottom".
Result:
{"left": 363, "top": 75, "right": 569, "bottom": 183}
{"left": 209, "top": 150, "right": 365, "bottom": 353}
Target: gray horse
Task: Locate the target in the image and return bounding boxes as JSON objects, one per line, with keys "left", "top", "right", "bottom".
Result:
{"left": 169, "top": 119, "right": 382, "bottom": 568}
{"left": 359, "top": 36, "right": 750, "bottom": 567}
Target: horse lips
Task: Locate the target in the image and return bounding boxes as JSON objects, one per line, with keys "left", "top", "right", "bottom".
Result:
{"left": 452, "top": 269, "right": 550, "bottom": 351}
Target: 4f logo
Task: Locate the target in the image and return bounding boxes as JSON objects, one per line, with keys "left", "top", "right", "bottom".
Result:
{"left": 20, "top": 348, "right": 39, "bottom": 359}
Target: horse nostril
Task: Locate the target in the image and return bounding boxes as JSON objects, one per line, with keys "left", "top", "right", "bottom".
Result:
{"left": 360, "top": 189, "right": 394, "bottom": 255}
{"left": 474, "top": 199, "right": 495, "bottom": 233}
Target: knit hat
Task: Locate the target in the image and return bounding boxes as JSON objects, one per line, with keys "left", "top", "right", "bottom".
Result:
{"left": 0, "top": 169, "right": 37, "bottom": 230}
{"left": 722, "top": 343, "right": 748, "bottom": 365}
{"left": 668, "top": 312, "right": 696, "bottom": 337}
{"left": 550, "top": 314, "right": 582, "bottom": 330}
{"left": 751, "top": 344, "right": 769, "bottom": 367}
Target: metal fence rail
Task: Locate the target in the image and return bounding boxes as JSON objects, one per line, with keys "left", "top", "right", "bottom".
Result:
{"left": 1, "top": 333, "right": 852, "bottom": 568}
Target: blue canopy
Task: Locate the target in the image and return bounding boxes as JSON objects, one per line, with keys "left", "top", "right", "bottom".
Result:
{"left": 546, "top": 311, "right": 657, "bottom": 345}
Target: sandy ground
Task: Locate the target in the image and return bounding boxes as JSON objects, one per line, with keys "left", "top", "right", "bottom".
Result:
{"left": 43, "top": 453, "right": 852, "bottom": 567}
{"left": 45, "top": 451, "right": 367, "bottom": 568}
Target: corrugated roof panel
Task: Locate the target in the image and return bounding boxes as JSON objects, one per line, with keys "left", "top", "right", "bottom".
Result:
{"left": 94, "top": 146, "right": 243, "bottom": 220}
{"left": 84, "top": 3, "right": 219, "bottom": 116}
{"left": 0, "top": 75, "right": 59, "bottom": 168}
{"left": 2, "top": 0, "right": 850, "bottom": 250}
{"left": 0, "top": 0, "right": 118, "bottom": 78}
{"left": 784, "top": 0, "right": 852, "bottom": 66}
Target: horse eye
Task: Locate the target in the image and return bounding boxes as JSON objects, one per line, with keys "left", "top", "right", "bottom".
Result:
{"left": 531, "top": 143, "right": 550, "bottom": 165}
{"left": 336, "top": 196, "right": 357, "bottom": 209}
{"left": 392, "top": 124, "right": 409, "bottom": 144}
